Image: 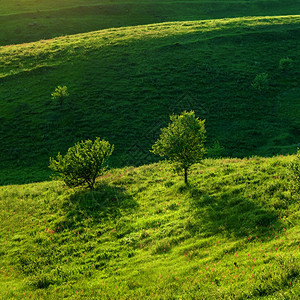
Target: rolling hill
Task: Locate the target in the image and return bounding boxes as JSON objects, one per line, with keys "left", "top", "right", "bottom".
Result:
{"left": 0, "top": 156, "right": 299, "bottom": 298}
{"left": 1, "top": 1, "right": 300, "bottom": 298}
{"left": 2, "top": 0, "right": 300, "bottom": 46}
{"left": 1, "top": 15, "right": 300, "bottom": 184}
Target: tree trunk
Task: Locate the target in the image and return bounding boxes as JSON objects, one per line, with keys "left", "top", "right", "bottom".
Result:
{"left": 90, "top": 181, "right": 95, "bottom": 190}
{"left": 87, "top": 179, "right": 94, "bottom": 190}
{"left": 184, "top": 168, "right": 188, "bottom": 185}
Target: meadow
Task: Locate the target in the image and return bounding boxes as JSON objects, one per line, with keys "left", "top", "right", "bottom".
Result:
{"left": 1, "top": 0, "right": 300, "bottom": 46}
{"left": 0, "top": 0, "right": 300, "bottom": 298}
{"left": 1, "top": 14, "right": 300, "bottom": 184}
{"left": 0, "top": 156, "right": 299, "bottom": 298}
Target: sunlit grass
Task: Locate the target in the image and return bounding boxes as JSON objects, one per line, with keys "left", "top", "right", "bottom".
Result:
{"left": 1, "top": 15, "right": 300, "bottom": 78}
{"left": 0, "top": 155, "right": 299, "bottom": 298}
{"left": 2, "top": 0, "right": 300, "bottom": 47}
{"left": 1, "top": 1, "right": 299, "bottom": 297}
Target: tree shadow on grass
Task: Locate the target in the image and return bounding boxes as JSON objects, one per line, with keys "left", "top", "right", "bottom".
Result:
{"left": 187, "top": 185, "right": 283, "bottom": 240}
{"left": 57, "top": 182, "right": 138, "bottom": 229}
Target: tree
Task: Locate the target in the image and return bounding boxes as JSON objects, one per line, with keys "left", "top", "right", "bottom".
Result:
{"left": 279, "top": 57, "right": 294, "bottom": 71}
{"left": 49, "top": 138, "right": 114, "bottom": 190}
{"left": 151, "top": 110, "right": 206, "bottom": 184}
{"left": 251, "top": 73, "right": 269, "bottom": 92}
{"left": 51, "top": 85, "right": 69, "bottom": 106}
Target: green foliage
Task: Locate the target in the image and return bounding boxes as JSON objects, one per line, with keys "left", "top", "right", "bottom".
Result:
{"left": 279, "top": 57, "right": 294, "bottom": 71}
{"left": 290, "top": 149, "right": 300, "bottom": 195}
{"left": 49, "top": 138, "right": 114, "bottom": 190}
{"left": 251, "top": 73, "right": 269, "bottom": 91}
{"left": 51, "top": 85, "right": 69, "bottom": 106}
{"left": 151, "top": 111, "right": 206, "bottom": 184}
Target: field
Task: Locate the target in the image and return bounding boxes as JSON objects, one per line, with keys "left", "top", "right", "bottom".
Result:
{"left": 1, "top": 13, "right": 300, "bottom": 184}
{"left": 0, "top": 0, "right": 300, "bottom": 298}
{"left": 0, "top": 156, "right": 299, "bottom": 298}
{"left": 2, "top": 0, "right": 300, "bottom": 46}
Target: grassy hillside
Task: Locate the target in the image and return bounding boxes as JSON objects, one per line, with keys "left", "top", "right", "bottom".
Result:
{"left": 1, "top": 0, "right": 300, "bottom": 46}
{"left": 1, "top": 2, "right": 299, "bottom": 299}
{"left": 0, "top": 155, "right": 299, "bottom": 298}
{"left": 1, "top": 15, "right": 300, "bottom": 184}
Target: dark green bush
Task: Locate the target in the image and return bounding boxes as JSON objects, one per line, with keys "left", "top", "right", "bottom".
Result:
{"left": 251, "top": 73, "right": 269, "bottom": 91}
{"left": 279, "top": 57, "right": 294, "bottom": 71}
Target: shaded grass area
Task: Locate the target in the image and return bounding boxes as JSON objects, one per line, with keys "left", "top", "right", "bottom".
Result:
{"left": 0, "top": 155, "right": 299, "bottom": 298}
{"left": 1, "top": 0, "right": 300, "bottom": 46}
{"left": 1, "top": 16, "right": 300, "bottom": 184}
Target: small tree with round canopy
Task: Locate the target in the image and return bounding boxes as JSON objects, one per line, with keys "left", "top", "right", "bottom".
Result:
{"left": 151, "top": 110, "right": 206, "bottom": 184}
{"left": 49, "top": 137, "right": 114, "bottom": 190}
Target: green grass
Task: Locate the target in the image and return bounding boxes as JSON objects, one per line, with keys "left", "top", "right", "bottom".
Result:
{"left": 1, "top": 1, "right": 299, "bottom": 298}
{"left": 0, "top": 155, "right": 299, "bottom": 298}
{"left": 1, "top": 15, "right": 300, "bottom": 184}
{"left": 1, "top": 0, "right": 300, "bottom": 46}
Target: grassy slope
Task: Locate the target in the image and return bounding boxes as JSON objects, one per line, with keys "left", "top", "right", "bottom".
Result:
{"left": 1, "top": 0, "right": 300, "bottom": 46}
{"left": 1, "top": 1, "right": 299, "bottom": 298}
{"left": 0, "top": 155, "right": 299, "bottom": 298}
{"left": 1, "top": 15, "right": 300, "bottom": 184}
